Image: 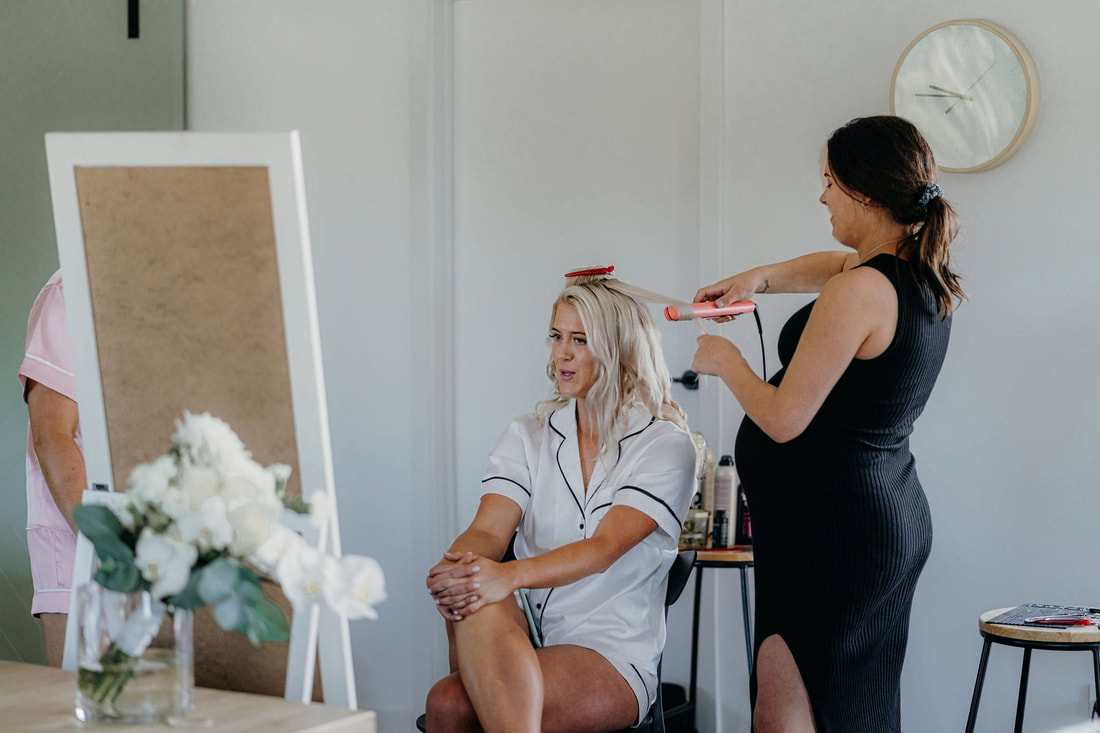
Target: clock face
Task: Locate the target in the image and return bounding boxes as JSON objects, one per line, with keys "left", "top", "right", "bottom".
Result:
{"left": 892, "top": 21, "right": 1036, "bottom": 172}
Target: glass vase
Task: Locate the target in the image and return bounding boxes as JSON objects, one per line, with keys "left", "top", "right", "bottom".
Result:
{"left": 74, "top": 583, "right": 194, "bottom": 724}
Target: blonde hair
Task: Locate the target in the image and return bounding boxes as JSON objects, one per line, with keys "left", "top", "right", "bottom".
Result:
{"left": 536, "top": 272, "right": 688, "bottom": 456}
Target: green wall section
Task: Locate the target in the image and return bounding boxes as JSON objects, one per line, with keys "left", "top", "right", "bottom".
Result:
{"left": 0, "top": 0, "right": 184, "bottom": 663}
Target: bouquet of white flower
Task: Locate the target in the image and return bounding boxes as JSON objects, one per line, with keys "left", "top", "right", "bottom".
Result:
{"left": 74, "top": 411, "right": 385, "bottom": 710}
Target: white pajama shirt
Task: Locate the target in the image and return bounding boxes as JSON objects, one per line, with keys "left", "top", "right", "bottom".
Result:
{"left": 481, "top": 401, "right": 696, "bottom": 723}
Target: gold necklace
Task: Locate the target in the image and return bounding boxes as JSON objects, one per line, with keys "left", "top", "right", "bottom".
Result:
{"left": 859, "top": 236, "right": 906, "bottom": 264}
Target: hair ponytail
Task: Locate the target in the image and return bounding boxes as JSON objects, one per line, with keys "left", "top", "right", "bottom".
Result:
{"left": 900, "top": 194, "right": 965, "bottom": 319}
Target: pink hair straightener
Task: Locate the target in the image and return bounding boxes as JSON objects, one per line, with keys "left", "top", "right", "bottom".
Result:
{"left": 664, "top": 301, "right": 756, "bottom": 322}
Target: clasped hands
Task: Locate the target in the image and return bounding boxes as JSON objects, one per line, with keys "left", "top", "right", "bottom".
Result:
{"left": 427, "top": 551, "right": 515, "bottom": 622}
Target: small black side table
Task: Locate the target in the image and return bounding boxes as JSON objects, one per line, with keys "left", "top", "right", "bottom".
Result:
{"left": 664, "top": 547, "right": 754, "bottom": 733}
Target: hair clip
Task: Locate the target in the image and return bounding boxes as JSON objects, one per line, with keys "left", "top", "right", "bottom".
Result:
{"left": 564, "top": 265, "right": 615, "bottom": 278}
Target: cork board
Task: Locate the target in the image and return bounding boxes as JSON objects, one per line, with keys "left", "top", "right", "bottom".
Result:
{"left": 72, "top": 166, "right": 301, "bottom": 496}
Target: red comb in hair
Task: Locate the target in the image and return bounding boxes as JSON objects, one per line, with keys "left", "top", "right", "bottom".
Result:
{"left": 564, "top": 265, "right": 615, "bottom": 278}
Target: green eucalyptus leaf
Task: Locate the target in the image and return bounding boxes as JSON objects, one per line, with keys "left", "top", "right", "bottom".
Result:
{"left": 75, "top": 506, "right": 135, "bottom": 564}
{"left": 74, "top": 505, "right": 122, "bottom": 541}
{"left": 197, "top": 558, "right": 239, "bottom": 604}
{"left": 94, "top": 559, "right": 143, "bottom": 593}
{"left": 213, "top": 597, "right": 244, "bottom": 632}
{"left": 240, "top": 595, "right": 290, "bottom": 644}
{"left": 164, "top": 570, "right": 205, "bottom": 610}
{"left": 233, "top": 567, "right": 264, "bottom": 603}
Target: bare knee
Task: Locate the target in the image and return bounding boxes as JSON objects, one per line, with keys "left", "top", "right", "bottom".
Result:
{"left": 426, "top": 674, "right": 480, "bottom": 733}
{"left": 753, "top": 635, "right": 815, "bottom": 733}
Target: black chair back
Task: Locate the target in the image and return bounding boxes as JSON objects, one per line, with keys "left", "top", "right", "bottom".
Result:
{"left": 665, "top": 550, "right": 696, "bottom": 608}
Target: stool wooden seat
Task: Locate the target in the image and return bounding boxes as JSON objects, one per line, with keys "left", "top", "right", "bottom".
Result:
{"left": 965, "top": 608, "right": 1100, "bottom": 733}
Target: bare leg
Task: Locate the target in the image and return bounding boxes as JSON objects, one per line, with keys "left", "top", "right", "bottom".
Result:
{"left": 40, "top": 613, "right": 67, "bottom": 668}
{"left": 536, "top": 645, "right": 638, "bottom": 733}
{"left": 427, "top": 598, "right": 540, "bottom": 733}
{"left": 753, "top": 634, "right": 816, "bottom": 733}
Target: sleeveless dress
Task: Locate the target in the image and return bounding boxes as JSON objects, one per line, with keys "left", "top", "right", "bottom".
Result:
{"left": 733, "top": 254, "right": 950, "bottom": 732}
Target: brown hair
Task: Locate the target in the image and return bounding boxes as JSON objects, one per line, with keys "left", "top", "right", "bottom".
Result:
{"left": 827, "top": 116, "right": 965, "bottom": 319}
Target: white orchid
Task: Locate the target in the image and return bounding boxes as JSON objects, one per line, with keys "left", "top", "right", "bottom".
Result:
{"left": 134, "top": 529, "right": 198, "bottom": 599}
{"left": 322, "top": 555, "right": 387, "bottom": 620}
{"left": 277, "top": 544, "right": 336, "bottom": 608}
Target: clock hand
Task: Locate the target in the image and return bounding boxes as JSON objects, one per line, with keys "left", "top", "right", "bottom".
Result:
{"left": 946, "top": 62, "right": 996, "bottom": 114}
{"left": 917, "top": 93, "right": 975, "bottom": 100}
{"left": 928, "top": 84, "right": 972, "bottom": 99}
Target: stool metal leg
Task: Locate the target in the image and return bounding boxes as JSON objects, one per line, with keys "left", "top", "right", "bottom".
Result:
{"left": 1093, "top": 648, "right": 1100, "bottom": 719}
{"left": 1014, "top": 647, "right": 1032, "bottom": 733}
{"left": 965, "top": 638, "right": 993, "bottom": 733}
{"left": 740, "top": 566, "right": 753, "bottom": 676}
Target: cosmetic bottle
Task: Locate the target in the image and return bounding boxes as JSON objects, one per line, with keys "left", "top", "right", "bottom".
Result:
{"left": 713, "top": 455, "right": 736, "bottom": 519}
{"left": 734, "top": 481, "right": 752, "bottom": 546}
{"left": 711, "top": 509, "right": 729, "bottom": 549}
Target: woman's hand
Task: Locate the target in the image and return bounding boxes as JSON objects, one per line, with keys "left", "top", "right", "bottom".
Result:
{"left": 692, "top": 334, "right": 742, "bottom": 378}
{"left": 429, "top": 552, "right": 517, "bottom": 620}
{"left": 694, "top": 272, "right": 764, "bottom": 323}
{"left": 695, "top": 272, "right": 763, "bottom": 307}
{"left": 427, "top": 552, "right": 481, "bottom": 621}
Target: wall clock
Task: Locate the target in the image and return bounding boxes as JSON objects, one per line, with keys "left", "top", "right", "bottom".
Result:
{"left": 891, "top": 20, "right": 1039, "bottom": 173}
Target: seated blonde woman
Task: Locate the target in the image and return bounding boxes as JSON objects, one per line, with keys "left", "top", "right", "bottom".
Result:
{"left": 425, "top": 268, "right": 697, "bottom": 732}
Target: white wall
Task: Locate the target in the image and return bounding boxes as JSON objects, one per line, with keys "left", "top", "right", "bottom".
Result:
{"left": 186, "top": 1, "right": 1100, "bottom": 731}
{"left": 187, "top": 2, "right": 439, "bottom": 728}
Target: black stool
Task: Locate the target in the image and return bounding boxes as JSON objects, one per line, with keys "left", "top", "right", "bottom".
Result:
{"left": 965, "top": 608, "right": 1100, "bottom": 733}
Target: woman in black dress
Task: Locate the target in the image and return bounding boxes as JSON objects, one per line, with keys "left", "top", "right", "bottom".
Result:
{"left": 691, "top": 116, "right": 964, "bottom": 732}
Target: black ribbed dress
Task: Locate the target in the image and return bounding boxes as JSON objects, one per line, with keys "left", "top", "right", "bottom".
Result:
{"left": 734, "top": 254, "right": 950, "bottom": 732}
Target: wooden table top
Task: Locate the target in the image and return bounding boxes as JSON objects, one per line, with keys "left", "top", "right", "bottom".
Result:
{"left": 0, "top": 660, "right": 377, "bottom": 732}
{"left": 686, "top": 546, "right": 754, "bottom": 564}
{"left": 980, "top": 607, "right": 1100, "bottom": 644}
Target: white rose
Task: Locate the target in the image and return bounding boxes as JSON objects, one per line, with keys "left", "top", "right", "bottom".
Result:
{"left": 176, "top": 466, "right": 221, "bottom": 513}
{"left": 227, "top": 499, "right": 281, "bottom": 558}
{"left": 220, "top": 473, "right": 277, "bottom": 513}
{"left": 135, "top": 528, "right": 198, "bottom": 599}
{"left": 322, "top": 555, "right": 387, "bottom": 620}
{"left": 251, "top": 525, "right": 304, "bottom": 574}
{"left": 175, "top": 496, "right": 233, "bottom": 552}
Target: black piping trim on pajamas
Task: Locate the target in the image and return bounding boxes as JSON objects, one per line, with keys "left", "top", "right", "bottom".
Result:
{"left": 617, "top": 417, "right": 656, "bottom": 459}
{"left": 481, "top": 475, "right": 531, "bottom": 496}
{"left": 549, "top": 410, "right": 586, "bottom": 519}
{"left": 616, "top": 485, "right": 681, "bottom": 526}
{"left": 629, "top": 663, "right": 650, "bottom": 700}
{"left": 536, "top": 587, "right": 555, "bottom": 627}
{"left": 591, "top": 502, "right": 613, "bottom": 513}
